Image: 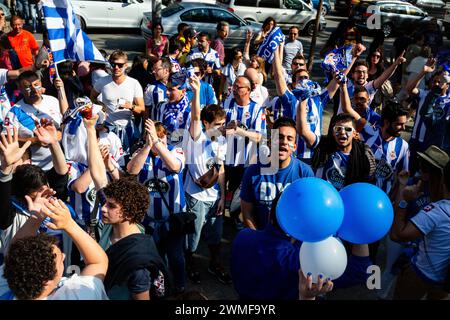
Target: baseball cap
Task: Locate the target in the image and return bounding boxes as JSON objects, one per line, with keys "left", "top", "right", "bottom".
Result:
{"left": 417, "top": 145, "right": 450, "bottom": 171}
{"left": 183, "top": 28, "right": 198, "bottom": 39}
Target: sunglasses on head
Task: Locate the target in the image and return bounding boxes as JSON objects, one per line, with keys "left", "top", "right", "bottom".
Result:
{"left": 110, "top": 62, "right": 125, "bottom": 69}
{"left": 333, "top": 125, "right": 353, "bottom": 133}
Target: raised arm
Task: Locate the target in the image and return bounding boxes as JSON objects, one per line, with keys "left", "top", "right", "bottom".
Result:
{"left": 147, "top": 120, "right": 182, "bottom": 173}
{"left": 83, "top": 115, "right": 108, "bottom": 190}
{"left": 373, "top": 50, "right": 406, "bottom": 90}
{"left": 189, "top": 75, "right": 202, "bottom": 141}
{"left": 54, "top": 78, "right": 69, "bottom": 116}
{"left": 41, "top": 198, "right": 108, "bottom": 280}
{"left": 296, "top": 98, "right": 318, "bottom": 148}
{"left": 243, "top": 30, "right": 252, "bottom": 65}
{"left": 405, "top": 57, "right": 436, "bottom": 96}
{"left": 34, "top": 121, "right": 68, "bottom": 176}
{"left": 273, "top": 45, "right": 288, "bottom": 97}
{"left": 340, "top": 82, "right": 362, "bottom": 121}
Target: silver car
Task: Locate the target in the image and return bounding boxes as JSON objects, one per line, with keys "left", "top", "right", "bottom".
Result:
{"left": 219, "top": 0, "right": 327, "bottom": 36}
{"left": 141, "top": 2, "right": 262, "bottom": 49}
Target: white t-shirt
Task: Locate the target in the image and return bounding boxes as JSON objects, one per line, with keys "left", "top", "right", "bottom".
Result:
{"left": 91, "top": 69, "right": 109, "bottom": 88}
{"left": 6, "top": 95, "right": 62, "bottom": 171}
{"left": 410, "top": 199, "right": 450, "bottom": 283}
{"left": 183, "top": 130, "right": 227, "bottom": 202}
{"left": 94, "top": 75, "right": 143, "bottom": 127}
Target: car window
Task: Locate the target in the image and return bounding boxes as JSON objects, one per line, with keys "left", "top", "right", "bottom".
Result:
{"left": 284, "top": 0, "right": 304, "bottom": 10}
{"left": 180, "top": 8, "right": 210, "bottom": 23}
{"left": 162, "top": 4, "right": 184, "bottom": 18}
{"left": 210, "top": 9, "right": 241, "bottom": 26}
{"left": 258, "top": 0, "right": 279, "bottom": 8}
{"left": 381, "top": 4, "right": 408, "bottom": 14}
{"left": 235, "top": 0, "right": 258, "bottom": 5}
{"left": 408, "top": 6, "right": 425, "bottom": 15}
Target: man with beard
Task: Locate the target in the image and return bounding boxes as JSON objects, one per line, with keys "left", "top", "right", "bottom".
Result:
{"left": 240, "top": 117, "right": 313, "bottom": 230}
{"left": 90, "top": 50, "right": 145, "bottom": 155}
{"left": 341, "top": 82, "right": 409, "bottom": 196}
{"left": 406, "top": 58, "right": 450, "bottom": 168}
{"left": 337, "top": 52, "right": 407, "bottom": 114}
{"left": 186, "top": 32, "right": 221, "bottom": 86}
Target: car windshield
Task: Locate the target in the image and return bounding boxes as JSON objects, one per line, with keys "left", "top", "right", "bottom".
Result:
{"left": 161, "top": 3, "right": 184, "bottom": 18}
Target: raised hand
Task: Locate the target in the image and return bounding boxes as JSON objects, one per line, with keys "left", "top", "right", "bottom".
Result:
{"left": 423, "top": 57, "right": 437, "bottom": 73}
{"left": 145, "top": 119, "right": 159, "bottom": 145}
{"left": 39, "top": 198, "right": 76, "bottom": 231}
{"left": 82, "top": 113, "right": 99, "bottom": 130}
{"left": 298, "top": 270, "right": 334, "bottom": 300}
{"left": 34, "top": 121, "right": 58, "bottom": 147}
{"left": 24, "top": 189, "right": 55, "bottom": 223}
{"left": 395, "top": 50, "right": 407, "bottom": 66}
{"left": 189, "top": 74, "right": 201, "bottom": 93}
{"left": 352, "top": 43, "right": 366, "bottom": 58}
{"left": 99, "top": 144, "right": 115, "bottom": 172}
{"left": 0, "top": 126, "right": 31, "bottom": 169}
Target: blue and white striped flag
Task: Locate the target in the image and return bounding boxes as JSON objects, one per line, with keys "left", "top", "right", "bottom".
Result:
{"left": 256, "top": 27, "right": 285, "bottom": 64}
{"left": 42, "top": 0, "right": 106, "bottom": 63}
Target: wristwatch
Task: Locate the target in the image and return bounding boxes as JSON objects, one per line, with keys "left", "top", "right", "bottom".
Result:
{"left": 398, "top": 200, "right": 408, "bottom": 209}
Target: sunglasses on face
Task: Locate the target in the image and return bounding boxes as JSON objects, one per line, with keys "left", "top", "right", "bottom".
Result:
{"left": 333, "top": 125, "right": 354, "bottom": 133}
{"left": 110, "top": 62, "right": 126, "bottom": 69}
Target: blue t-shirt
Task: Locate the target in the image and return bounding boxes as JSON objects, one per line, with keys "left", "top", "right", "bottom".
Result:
{"left": 231, "top": 224, "right": 301, "bottom": 300}
{"left": 240, "top": 157, "right": 314, "bottom": 229}
{"left": 186, "top": 80, "right": 217, "bottom": 109}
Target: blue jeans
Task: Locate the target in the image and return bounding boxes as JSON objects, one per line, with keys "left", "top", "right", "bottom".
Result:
{"left": 151, "top": 220, "right": 186, "bottom": 289}
{"left": 15, "top": 0, "right": 29, "bottom": 21}
{"left": 185, "top": 193, "right": 223, "bottom": 253}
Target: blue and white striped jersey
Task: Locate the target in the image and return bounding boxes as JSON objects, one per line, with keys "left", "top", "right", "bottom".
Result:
{"left": 360, "top": 124, "right": 409, "bottom": 195}
{"left": 67, "top": 162, "right": 100, "bottom": 223}
{"left": 280, "top": 89, "right": 330, "bottom": 160}
{"left": 222, "top": 97, "right": 266, "bottom": 167}
{"left": 144, "top": 81, "right": 167, "bottom": 120}
{"left": 315, "top": 151, "right": 349, "bottom": 190}
{"left": 137, "top": 146, "right": 186, "bottom": 222}
{"left": 187, "top": 47, "right": 221, "bottom": 85}
{"left": 0, "top": 69, "right": 11, "bottom": 124}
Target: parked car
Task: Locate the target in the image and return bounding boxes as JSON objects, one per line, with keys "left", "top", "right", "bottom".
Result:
{"left": 335, "top": 0, "right": 361, "bottom": 15}
{"left": 73, "top": 0, "right": 152, "bottom": 30}
{"left": 351, "top": 0, "right": 444, "bottom": 37}
{"left": 218, "top": 0, "right": 327, "bottom": 36}
{"left": 306, "top": 0, "right": 333, "bottom": 15}
{"left": 141, "top": 2, "right": 262, "bottom": 49}
{"left": 407, "top": 0, "right": 449, "bottom": 19}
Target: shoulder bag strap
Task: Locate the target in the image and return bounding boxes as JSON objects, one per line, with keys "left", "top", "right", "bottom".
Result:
{"left": 150, "top": 154, "right": 174, "bottom": 216}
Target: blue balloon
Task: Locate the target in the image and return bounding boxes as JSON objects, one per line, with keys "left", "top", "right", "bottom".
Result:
{"left": 338, "top": 183, "right": 394, "bottom": 244}
{"left": 276, "top": 178, "right": 344, "bottom": 242}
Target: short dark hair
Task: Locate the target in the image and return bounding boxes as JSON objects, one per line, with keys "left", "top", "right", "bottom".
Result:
{"left": 152, "top": 22, "right": 164, "bottom": 33}
{"left": 292, "top": 68, "right": 309, "bottom": 84}
{"left": 444, "top": 160, "right": 450, "bottom": 190}
{"left": 289, "top": 26, "right": 299, "bottom": 32}
{"left": 198, "top": 32, "right": 210, "bottom": 41}
{"left": 189, "top": 58, "right": 207, "bottom": 75}
{"left": 18, "top": 70, "right": 40, "bottom": 83}
{"left": 200, "top": 104, "right": 226, "bottom": 124}
{"left": 4, "top": 234, "right": 58, "bottom": 300}
{"left": 352, "top": 60, "right": 369, "bottom": 73}
{"left": 381, "top": 100, "right": 409, "bottom": 124}
{"left": 177, "top": 22, "right": 189, "bottom": 34}
{"left": 103, "top": 176, "right": 149, "bottom": 224}
{"left": 273, "top": 117, "right": 297, "bottom": 133}
{"left": 12, "top": 164, "right": 48, "bottom": 200}
{"left": 168, "top": 37, "right": 184, "bottom": 55}
{"left": 353, "top": 85, "right": 369, "bottom": 96}
{"left": 331, "top": 113, "right": 357, "bottom": 129}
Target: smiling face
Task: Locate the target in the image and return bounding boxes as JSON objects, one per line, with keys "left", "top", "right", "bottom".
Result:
{"left": 11, "top": 17, "right": 24, "bottom": 35}
{"left": 109, "top": 57, "right": 127, "bottom": 78}
{"left": 272, "top": 125, "right": 297, "bottom": 162}
{"left": 385, "top": 116, "right": 407, "bottom": 138}
{"left": 332, "top": 120, "right": 356, "bottom": 150}
{"left": 352, "top": 65, "right": 368, "bottom": 85}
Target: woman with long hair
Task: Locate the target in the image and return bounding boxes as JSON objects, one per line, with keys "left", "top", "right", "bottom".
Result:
{"left": 146, "top": 22, "right": 168, "bottom": 64}
{"left": 367, "top": 47, "right": 385, "bottom": 81}
{"left": 253, "top": 16, "right": 276, "bottom": 47}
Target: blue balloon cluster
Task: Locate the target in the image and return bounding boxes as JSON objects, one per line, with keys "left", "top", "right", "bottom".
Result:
{"left": 276, "top": 179, "right": 394, "bottom": 244}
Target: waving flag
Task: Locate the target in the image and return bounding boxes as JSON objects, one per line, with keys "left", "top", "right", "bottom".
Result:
{"left": 257, "top": 27, "right": 285, "bottom": 64}
{"left": 42, "top": 0, "right": 106, "bottom": 63}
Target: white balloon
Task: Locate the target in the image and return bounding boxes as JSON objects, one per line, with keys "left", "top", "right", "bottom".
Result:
{"left": 299, "top": 236, "right": 348, "bottom": 283}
